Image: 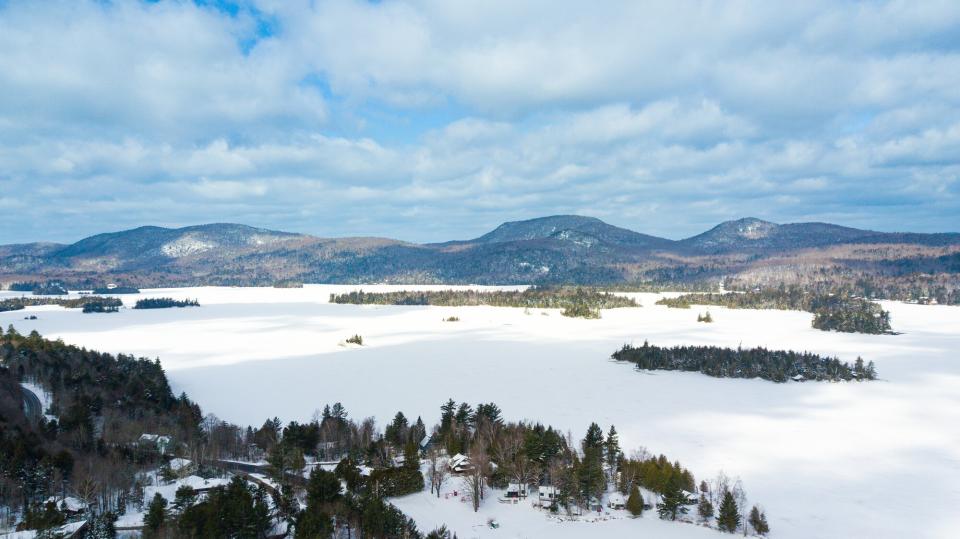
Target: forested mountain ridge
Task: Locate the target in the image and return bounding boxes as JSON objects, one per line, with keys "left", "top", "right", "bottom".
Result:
{"left": 2, "top": 217, "right": 959, "bottom": 302}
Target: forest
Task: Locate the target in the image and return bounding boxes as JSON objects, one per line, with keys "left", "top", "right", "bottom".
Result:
{"left": 656, "top": 287, "right": 893, "bottom": 334}
{"left": 329, "top": 286, "right": 637, "bottom": 318}
{"left": 612, "top": 341, "right": 877, "bottom": 383}
{"left": 133, "top": 298, "right": 200, "bottom": 309}
{"left": 0, "top": 330, "right": 769, "bottom": 537}
{"left": 0, "top": 327, "right": 202, "bottom": 530}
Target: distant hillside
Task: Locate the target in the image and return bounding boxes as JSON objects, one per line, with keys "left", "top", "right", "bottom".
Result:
{"left": 1, "top": 216, "right": 959, "bottom": 302}
{"left": 461, "top": 215, "right": 672, "bottom": 250}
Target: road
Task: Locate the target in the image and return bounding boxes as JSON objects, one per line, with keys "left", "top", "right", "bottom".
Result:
{"left": 20, "top": 383, "right": 43, "bottom": 424}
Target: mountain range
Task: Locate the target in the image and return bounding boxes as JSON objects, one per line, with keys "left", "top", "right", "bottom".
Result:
{"left": 1, "top": 215, "right": 959, "bottom": 288}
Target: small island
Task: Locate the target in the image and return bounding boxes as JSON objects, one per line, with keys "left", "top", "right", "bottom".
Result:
{"left": 612, "top": 341, "right": 877, "bottom": 383}
{"left": 133, "top": 297, "right": 200, "bottom": 309}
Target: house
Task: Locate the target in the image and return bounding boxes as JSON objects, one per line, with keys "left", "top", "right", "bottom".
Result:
{"left": 607, "top": 492, "right": 626, "bottom": 510}
{"left": 139, "top": 433, "right": 172, "bottom": 454}
{"left": 168, "top": 457, "right": 196, "bottom": 478}
{"left": 682, "top": 490, "right": 700, "bottom": 504}
{"left": 538, "top": 486, "right": 559, "bottom": 508}
{"left": 504, "top": 483, "right": 528, "bottom": 499}
{"left": 449, "top": 453, "right": 471, "bottom": 473}
{"left": 44, "top": 496, "right": 87, "bottom": 517}
{"left": 588, "top": 496, "right": 604, "bottom": 512}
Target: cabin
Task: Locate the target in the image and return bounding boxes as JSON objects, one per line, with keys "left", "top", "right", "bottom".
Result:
{"left": 791, "top": 374, "right": 805, "bottom": 382}
{"left": 538, "top": 486, "right": 559, "bottom": 508}
{"left": 607, "top": 492, "right": 626, "bottom": 510}
{"left": 588, "top": 496, "right": 604, "bottom": 512}
{"left": 504, "top": 483, "right": 528, "bottom": 499}
{"left": 449, "top": 453, "right": 471, "bottom": 473}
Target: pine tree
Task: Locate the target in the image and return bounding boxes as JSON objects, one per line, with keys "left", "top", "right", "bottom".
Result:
{"left": 172, "top": 485, "right": 196, "bottom": 514}
{"left": 86, "top": 512, "right": 117, "bottom": 539}
{"left": 749, "top": 505, "right": 770, "bottom": 535}
{"left": 698, "top": 494, "right": 714, "bottom": 521}
{"left": 657, "top": 483, "right": 690, "bottom": 520}
{"left": 604, "top": 425, "right": 621, "bottom": 472}
{"left": 582, "top": 423, "right": 604, "bottom": 451}
{"left": 144, "top": 493, "right": 167, "bottom": 534}
{"left": 403, "top": 441, "right": 420, "bottom": 470}
{"left": 717, "top": 490, "right": 740, "bottom": 532}
{"left": 626, "top": 484, "right": 644, "bottom": 517}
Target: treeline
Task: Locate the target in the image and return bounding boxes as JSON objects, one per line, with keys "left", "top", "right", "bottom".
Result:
{"left": 0, "top": 296, "right": 122, "bottom": 313}
{"left": 657, "top": 287, "right": 892, "bottom": 334}
{"left": 8, "top": 281, "right": 69, "bottom": 295}
{"left": 133, "top": 298, "right": 200, "bottom": 309}
{"left": 330, "top": 286, "right": 637, "bottom": 318}
{"left": 724, "top": 270, "right": 960, "bottom": 306}
{"left": 612, "top": 341, "right": 877, "bottom": 383}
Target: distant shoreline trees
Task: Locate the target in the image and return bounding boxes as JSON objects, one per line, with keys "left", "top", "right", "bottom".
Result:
{"left": 612, "top": 341, "right": 877, "bottom": 383}
{"left": 0, "top": 296, "right": 122, "bottom": 313}
{"left": 329, "top": 287, "right": 637, "bottom": 318}
{"left": 657, "top": 287, "right": 892, "bottom": 334}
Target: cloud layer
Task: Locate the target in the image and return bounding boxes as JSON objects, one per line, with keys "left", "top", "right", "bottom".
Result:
{"left": 1, "top": 0, "right": 958, "bottom": 243}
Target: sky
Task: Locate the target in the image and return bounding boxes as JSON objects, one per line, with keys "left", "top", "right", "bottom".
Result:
{"left": 1, "top": 0, "right": 959, "bottom": 245}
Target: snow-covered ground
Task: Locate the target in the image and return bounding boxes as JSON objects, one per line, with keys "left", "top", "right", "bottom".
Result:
{"left": 2, "top": 285, "right": 959, "bottom": 538}
{"left": 394, "top": 476, "right": 719, "bottom": 539}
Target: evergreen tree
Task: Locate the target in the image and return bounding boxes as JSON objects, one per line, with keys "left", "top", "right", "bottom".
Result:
{"left": 385, "top": 412, "right": 409, "bottom": 446}
{"left": 172, "top": 485, "right": 196, "bottom": 514}
{"left": 657, "top": 483, "right": 690, "bottom": 520}
{"left": 440, "top": 399, "right": 457, "bottom": 434}
{"left": 295, "top": 508, "right": 333, "bottom": 538}
{"left": 86, "top": 512, "right": 117, "bottom": 539}
{"left": 604, "top": 425, "right": 621, "bottom": 472}
{"left": 717, "top": 490, "right": 740, "bottom": 532}
{"left": 697, "top": 494, "right": 714, "bottom": 521}
{"left": 144, "top": 493, "right": 167, "bottom": 534}
{"left": 749, "top": 505, "right": 770, "bottom": 535}
{"left": 626, "top": 484, "right": 644, "bottom": 517}
{"left": 306, "top": 468, "right": 342, "bottom": 506}
{"left": 582, "top": 423, "right": 604, "bottom": 451}
{"left": 403, "top": 440, "right": 420, "bottom": 471}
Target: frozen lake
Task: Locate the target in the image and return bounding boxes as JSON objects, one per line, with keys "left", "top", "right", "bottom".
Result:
{"left": 3, "top": 285, "right": 959, "bottom": 539}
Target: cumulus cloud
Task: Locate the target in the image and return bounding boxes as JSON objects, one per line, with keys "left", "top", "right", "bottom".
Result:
{"left": 0, "top": 0, "right": 958, "bottom": 243}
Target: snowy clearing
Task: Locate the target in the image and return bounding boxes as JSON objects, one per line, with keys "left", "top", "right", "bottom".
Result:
{"left": 2, "top": 285, "right": 959, "bottom": 539}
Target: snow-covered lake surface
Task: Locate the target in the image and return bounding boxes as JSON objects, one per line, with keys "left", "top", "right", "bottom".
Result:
{"left": 2, "top": 285, "right": 959, "bottom": 539}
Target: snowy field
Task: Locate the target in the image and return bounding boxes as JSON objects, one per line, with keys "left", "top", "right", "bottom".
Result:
{"left": 2, "top": 285, "right": 959, "bottom": 539}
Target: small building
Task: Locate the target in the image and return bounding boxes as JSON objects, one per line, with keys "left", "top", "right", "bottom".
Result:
{"left": 449, "top": 453, "right": 471, "bottom": 473}
{"left": 505, "top": 483, "right": 528, "bottom": 499}
{"left": 588, "top": 496, "right": 603, "bottom": 512}
{"left": 44, "top": 496, "right": 87, "bottom": 517}
{"left": 538, "top": 486, "right": 559, "bottom": 508}
{"left": 139, "top": 433, "right": 172, "bottom": 454}
{"left": 607, "top": 492, "right": 626, "bottom": 510}
{"left": 791, "top": 374, "right": 805, "bottom": 382}
{"left": 168, "top": 457, "right": 196, "bottom": 478}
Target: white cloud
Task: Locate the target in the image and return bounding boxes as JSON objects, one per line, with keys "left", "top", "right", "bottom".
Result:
{"left": 0, "top": 0, "right": 958, "bottom": 243}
